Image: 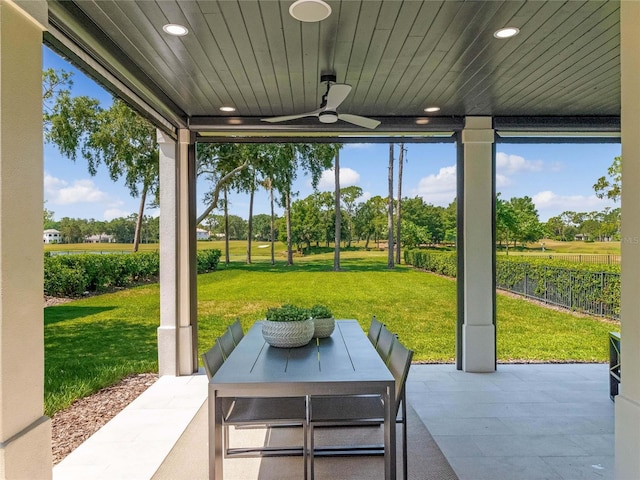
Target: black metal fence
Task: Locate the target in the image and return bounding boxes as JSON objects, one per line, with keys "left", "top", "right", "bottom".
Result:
{"left": 510, "top": 254, "right": 620, "bottom": 265}
{"left": 496, "top": 265, "right": 620, "bottom": 320}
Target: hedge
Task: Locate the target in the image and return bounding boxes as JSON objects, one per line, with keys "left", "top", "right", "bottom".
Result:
{"left": 44, "top": 249, "right": 221, "bottom": 297}
{"left": 404, "top": 249, "right": 621, "bottom": 318}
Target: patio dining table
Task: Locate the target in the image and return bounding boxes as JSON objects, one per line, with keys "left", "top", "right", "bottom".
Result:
{"left": 208, "top": 319, "right": 396, "bottom": 479}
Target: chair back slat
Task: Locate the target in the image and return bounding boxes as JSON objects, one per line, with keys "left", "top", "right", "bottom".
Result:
{"left": 219, "top": 329, "right": 236, "bottom": 360}
{"left": 367, "top": 316, "right": 384, "bottom": 347}
{"left": 387, "top": 337, "right": 413, "bottom": 416}
{"left": 202, "top": 341, "right": 225, "bottom": 379}
{"left": 376, "top": 326, "right": 395, "bottom": 364}
{"left": 229, "top": 318, "right": 244, "bottom": 346}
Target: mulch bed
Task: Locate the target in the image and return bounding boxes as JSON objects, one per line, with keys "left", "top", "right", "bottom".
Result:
{"left": 51, "top": 373, "right": 158, "bottom": 465}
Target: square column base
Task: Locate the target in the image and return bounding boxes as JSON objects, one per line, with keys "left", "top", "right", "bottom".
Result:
{"left": 615, "top": 394, "right": 640, "bottom": 479}
{"left": 462, "top": 324, "right": 496, "bottom": 372}
{"left": 0, "top": 416, "right": 51, "bottom": 479}
{"left": 157, "top": 325, "right": 194, "bottom": 376}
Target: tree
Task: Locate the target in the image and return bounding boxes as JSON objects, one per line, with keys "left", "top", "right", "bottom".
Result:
{"left": 387, "top": 144, "right": 395, "bottom": 269}
{"left": 44, "top": 69, "right": 159, "bottom": 252}
{"left": 396, "top": 143, "right": 406, "bottom": 263}
{"left": 510, "top": 196, "right": 544, "bottom": 246}
{"left": 495, "top": 194, "right": 517, "bottom": 253}
{"left": 340, "top": 185, "right": 363, "bottom": 247}
{"left": 252, "top": 214, "right": 274, "bottom": 241}
{"left": 334, "top": 150, "right": 341, "bottom": 271}
{"left": 44, "top": 204, "right": 56, "bottom": 229}
{"left": 268, "top": 144, "right": 339, "bottom": 265}
{"left": 594, "top": 156, "right": 621, "bottom": 202}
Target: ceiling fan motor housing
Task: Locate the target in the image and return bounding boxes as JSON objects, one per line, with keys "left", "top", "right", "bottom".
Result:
{"left": 319, "top": 110, "right": 338, "bottom": 123}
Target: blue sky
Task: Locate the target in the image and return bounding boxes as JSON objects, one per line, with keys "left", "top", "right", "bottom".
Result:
{"left": 43, "top": 47, "right": 620, "bottom": 223}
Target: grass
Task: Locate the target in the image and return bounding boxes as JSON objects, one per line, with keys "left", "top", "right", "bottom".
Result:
{"left": 44, "top": 249, "right": 618, "bottom": 416}
{"left": 504, "top": 239, "right": 621, "bottom": 255}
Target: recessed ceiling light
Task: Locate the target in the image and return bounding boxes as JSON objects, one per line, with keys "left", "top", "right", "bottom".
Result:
{"left": 415, "top": 118, "right": 430, "bottom": 125}
{"left": 424, "top": 107, "right": 440, "bottom": 113}
{"left": 494, "top": 27, "right": 519, "bottom": 39}
{"left": 228, "top": 118, "right": 242, "bottom": 125}
{"left": 220, "top": 106, "right": 236, "bottom": 112}
{"left": 163, "top": 24, "right": 188, "bottom": 36}
{"left": 289, "top": 0, "right": 332, "bottom": 22}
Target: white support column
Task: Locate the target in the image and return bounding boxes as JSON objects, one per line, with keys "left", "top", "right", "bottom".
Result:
{"left": 461, "top": 117, "right": 496, "bottom": 372}
{"left": 157, "top": 129, "right": 197, "bottom": 376}
{"left": 617, "top": 3, "right": 640, "bottom": 478}
{"left": 0, "top": 1, "right": 52, "bottom": 478}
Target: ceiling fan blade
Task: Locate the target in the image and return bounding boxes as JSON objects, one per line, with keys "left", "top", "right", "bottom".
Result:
{"left": 325, "top": 84, "right": 352, "bottom": 110}
{"left": 338, "top": 113, "right": 381, "bottom": 129}
{"left": 261, "top": 110, "right": 320, "bottom": 123}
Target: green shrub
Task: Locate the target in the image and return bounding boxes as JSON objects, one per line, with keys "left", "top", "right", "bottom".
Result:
{"left": 197, "top": 249, "right": 221, "bottom": 273}
{"left": 44, "top": 249, "right": 221, "bottom": 297}
{"left": 265, "top": 304, "right": 309, "bottom": 322}
{"left": 308, "top": 304, "right": 333, "bottom": 318}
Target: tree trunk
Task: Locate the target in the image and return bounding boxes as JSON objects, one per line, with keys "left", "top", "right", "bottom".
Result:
{"left": 365, "top": 233, "right": 371, "bottom": 249}
{"left": 334, "top": 150, "right": 341, "bottom": 271}
{"left": 387, "top": 144, "right": 395, "bottom": 269}
{"left": 224, "top": 187, "right": 230, "bottom": 265}
{"left": 132, "top": 181, "right": 148, "bottom": 253}
{"left": 396, "top": 143, "right": 404, "bottom": 264}
{"left": 246, "top": 171, "right": 255, "bottom": 264}
{"left": 286, "top": 191, "right": 293, "bottom": 266}
{"left": 269, "top": 181, "right": 275, "bottom": 266}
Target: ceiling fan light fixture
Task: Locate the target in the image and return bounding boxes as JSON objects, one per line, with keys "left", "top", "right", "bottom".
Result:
{"left": 319, "top": 111, "right": 338, "bottom": 123}
{"left": 289, "top": 0, "right": 332, "bottom": 22}
{"left": 162, "top": 23, "right": 188, "bottom": 36}
{"left": 494, "top": 27, "right": 519, "bottom": 39}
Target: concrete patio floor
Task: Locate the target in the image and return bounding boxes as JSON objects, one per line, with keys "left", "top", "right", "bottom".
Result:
{"left": 53, "top": 363, "right": 614, "bottom": 480}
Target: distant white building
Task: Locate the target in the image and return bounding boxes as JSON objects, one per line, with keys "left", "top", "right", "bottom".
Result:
{"left": 196, "top": 228, "right": 211, "bottom": 241}
{"left": 43, "top": 229, "right": 61, "bottom": 244}
{"left": 85, "top": 233, "right": 115, "bottom": 243}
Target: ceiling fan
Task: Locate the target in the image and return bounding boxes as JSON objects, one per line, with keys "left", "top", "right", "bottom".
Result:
{"left": 261, "top": 74, "right": 380, "bottom": 129}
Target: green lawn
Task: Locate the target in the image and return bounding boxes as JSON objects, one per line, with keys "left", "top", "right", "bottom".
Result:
{"left": 44, "top": 250, "right": 618, "bottom": 415}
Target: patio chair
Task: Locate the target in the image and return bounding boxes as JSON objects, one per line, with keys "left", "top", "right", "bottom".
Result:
{"left": 367, "top": 316, "right": 384, "bottom": 347}
{"left": 307, "top": 336, "right": 413, "bottom": 480}
{"left": 376, "top": 326, "right": 395, "bottom": 364}
{"left": 202, "top": 341, "right": 225, "bottom": 379}
{"left": 202, "top": 339, "right": 308, "bottom": 477}
{"left": 218, "top": 329, "right": 236, "bottom": 360}
{"left": 228, "top": 318, "right": 244, "bottom": 346}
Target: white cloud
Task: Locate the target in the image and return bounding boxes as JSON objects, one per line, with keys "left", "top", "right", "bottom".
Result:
{"left": 344, "top": 144, "right": 374, "bottom": 150}
{"left": 411, "top": 165, "right": 457, "bottom": 206}
{"left": 496, "top": 173, "right": 511, "bottom": 188}
{"left": 103, "top": 208, "right": 130, "bottom": 221}
{"left": 359, "top": 191, "right": 372, "bottom": 202}
{"left": 44, "top": 173, "right": 109, "bottom": 205}
{"left": 496, "top": 152, "right": 543, "bottom": 174}
{"left": 318, "top": 167, "right": 360, "bottom": 190}
{"left": 533, "top": 190, "right": 614, "bottom": 211}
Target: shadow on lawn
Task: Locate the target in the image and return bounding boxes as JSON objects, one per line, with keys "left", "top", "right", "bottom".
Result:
{"left": 45, "top": 305, "right": 116, "bottom": 325}
{"left": 216, "top": 259, "right": 412, "bottom": 274}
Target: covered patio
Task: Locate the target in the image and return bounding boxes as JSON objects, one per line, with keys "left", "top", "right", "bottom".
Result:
{"left": 0, "top": 1, "right": 635, "bottom": 478}
{"left": 52, "top": 363, "right": 614, "bottom": 480}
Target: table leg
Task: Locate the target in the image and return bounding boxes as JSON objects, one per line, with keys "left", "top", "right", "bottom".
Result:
{"left": 208, "top": 388, "right": 223, "bottom": 479}
{"left": 384, "top": 385, "right": 397, "bottom": 480}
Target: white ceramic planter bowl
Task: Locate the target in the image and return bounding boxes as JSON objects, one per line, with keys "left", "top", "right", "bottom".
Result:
{"left": 312, "top": 317, "right": 335, "bottom": 338}
{"left": 262, "top": 318, "right": 314, "bottom": 348}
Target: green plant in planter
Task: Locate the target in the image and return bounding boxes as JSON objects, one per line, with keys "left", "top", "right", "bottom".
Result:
{"left": 263, "top": 304, "right": 314, "bottom": 348}
{"left": 308, "top": 304, "right": 333, "bottom": 319}
{"left": 265, "top": 303, "right": 310, "bottom": 322}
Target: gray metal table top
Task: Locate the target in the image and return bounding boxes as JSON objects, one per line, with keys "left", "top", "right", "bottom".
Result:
{"left": 208, "top": 319, "right": 396, "bottom": 479}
